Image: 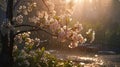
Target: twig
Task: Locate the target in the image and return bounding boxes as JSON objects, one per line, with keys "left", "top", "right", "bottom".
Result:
{"left": 14, "top": 25, "right": 56, "bottom": 37}
{"left": 41, "top": 0, "right": 49, "bottom": 11}
{"left": 13, "top": 0, "right": 21, "bottom": 10}
{"left": 14, "top": 24, "right": 38, "bottom": 28}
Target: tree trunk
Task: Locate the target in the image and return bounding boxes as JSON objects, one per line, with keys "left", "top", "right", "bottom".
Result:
{"left": 0, "top": 34, "right": 14, "bottom": 67}
{"left": 0, "top": 0, "right": 14, "bottom": 67}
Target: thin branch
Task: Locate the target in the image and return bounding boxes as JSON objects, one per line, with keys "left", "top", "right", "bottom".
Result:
{"left": 14, "top": 27, "right": 57, "bottom": 37}
{"left": 13, "top": 0, "right": 21, "bottom": 10}
{"left": 14, "top": 28, "right": 39, "bottom": 36}
{"left": 14, "top": 24, "right": 38, "bottom": 28}
{"left": 41, "top": 0, "right": 49, "bottom": 11}
{"left": 14, "top": 24, "right": 73, "bottom": 42}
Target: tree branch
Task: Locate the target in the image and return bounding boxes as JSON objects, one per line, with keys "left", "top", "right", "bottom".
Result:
{"left": 14, "top": 26, "right": 56, "bottom": 37}
{"left": 14, "top": 24, "right": 38, "bottom": 28}
{"left": 41, "top": 0, "right": 49, "bottom": 11}
{"left": 13, "top": 0, "right": 21, "bottom": 10}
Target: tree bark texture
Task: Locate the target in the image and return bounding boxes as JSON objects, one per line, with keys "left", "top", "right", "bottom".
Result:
{"left": 0, "top": 0, "right": 14, "bottom": 67}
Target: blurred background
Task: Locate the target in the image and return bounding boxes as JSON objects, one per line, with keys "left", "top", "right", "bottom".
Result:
{"left": 71, "top": 0, "right": 120, "bottom": 53}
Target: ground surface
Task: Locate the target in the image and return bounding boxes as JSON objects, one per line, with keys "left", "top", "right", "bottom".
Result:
{"left": 48, "top": 50, "right": 120, "bottom": 67}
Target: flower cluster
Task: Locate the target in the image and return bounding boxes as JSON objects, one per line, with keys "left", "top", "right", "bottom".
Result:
{"left": 13, "top": 2, "right": 37, "bottom": 24}
{"left": 13, "top": 15, "right": 23, "bottom": 24}
{"left": 15, "top": 32, "right": 31, "bottom": 43}
{"left": 86, "top": 29, "right": 95, "bottom": 43}
{"left": 17, "top": 2, "right": 37, "bottom": 15}
{"left": 15, "top": 0, "right": 95, "bottom": 49}
{"left": 14, "top": 32, "right": 41, "bottom": 51}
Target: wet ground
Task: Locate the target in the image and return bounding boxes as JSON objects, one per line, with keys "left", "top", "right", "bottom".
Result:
{"left": 48, "top": 50, "right": 120, "bottom": 67}
{"left": 99, "top": 55, "right": 120, "bottom": 67}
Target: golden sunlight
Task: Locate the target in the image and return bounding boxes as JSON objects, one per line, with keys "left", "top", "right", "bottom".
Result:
{"left": 65, "top": 0, "right": 79, "bottom": 3}
{"left": 65, "top": 0, "right": 93, "bottom": 4}
{"left": 72, "top": 0, "right": 112, "bottom": 22}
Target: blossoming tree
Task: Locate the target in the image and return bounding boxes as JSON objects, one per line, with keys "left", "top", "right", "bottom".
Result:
{"left": 0, "top": 0, "right": 95, "bottom": 67}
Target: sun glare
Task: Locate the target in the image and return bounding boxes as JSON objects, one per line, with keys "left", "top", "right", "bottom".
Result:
{"left": 65, "top": 0, "right": 94, "bottom": 4}
{"left": 65, "top": 0, "right": 79, "bottom": 3}
{"left": 72, "top": 0, "right": 112, "bottom": 21}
